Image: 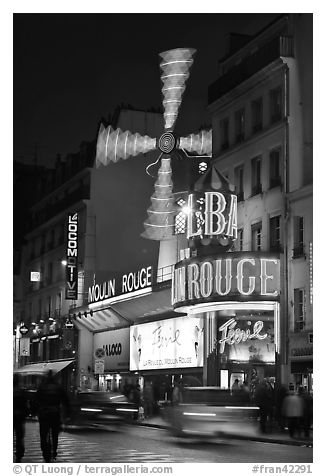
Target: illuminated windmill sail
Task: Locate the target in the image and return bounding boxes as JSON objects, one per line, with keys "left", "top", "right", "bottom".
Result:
{"left": 96, "top": 48, "right": 212, "bottom": 240}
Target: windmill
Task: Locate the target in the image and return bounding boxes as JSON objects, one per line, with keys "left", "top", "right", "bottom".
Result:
{"left": 96, "top": 48, "right": 212, "bottom": 240}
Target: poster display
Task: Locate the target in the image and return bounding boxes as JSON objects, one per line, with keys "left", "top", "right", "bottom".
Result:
{"left": 130, "top": 315, "right": 204, "bottom": 371}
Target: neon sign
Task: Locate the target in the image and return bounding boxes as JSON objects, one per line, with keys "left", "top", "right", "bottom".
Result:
{"left": 172, "top": 252, "right": 280, "bottom": 310}
{"left": 187, "top": 191, "right": 237, "bottom": 240}
{"left": 65, "top": 213, "right": 78, "bottom": 300}
{"left": 88, "top": 266, "right": 152, "bottom": 304}
{"left": 218, "top": 318, "right": 267, "bottom": 354}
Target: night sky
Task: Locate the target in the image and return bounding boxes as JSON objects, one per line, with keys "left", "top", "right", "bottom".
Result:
{"left": 13, "top": 13, "right": 280, "bottom": 167}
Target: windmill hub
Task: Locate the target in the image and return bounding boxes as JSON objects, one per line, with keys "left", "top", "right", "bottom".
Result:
{"left": 158, "top": 131, "right": 176, "bottom": 154}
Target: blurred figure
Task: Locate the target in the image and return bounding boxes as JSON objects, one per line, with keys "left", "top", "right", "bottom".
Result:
{"left": 298, "top": 386, "right": 313, "bottom": 438}
{"left": 35, "top": 370, "right": 70, "bottom": 462}
{"left": 255, "top": 379, "right": 274, "bottom": 433}
{"left": 130, "top": 384, "right": 141, "bottom": 420}
{"left": 13, "top": 374, "right": 28, "bottom": 463}
{"left": 231, "top": 378, "right": 240, "bottom": 393}
{"left": 274, "top": 382, "right": 288, "bottom": 431}
{"left": 282, "top": 387, "right": 304, "bottom": 438}
{"left": 143, "top": 381, "right": 154, "bottom": 418}
{"left": 172, "top": 379, "right": 183, "bottom": 405}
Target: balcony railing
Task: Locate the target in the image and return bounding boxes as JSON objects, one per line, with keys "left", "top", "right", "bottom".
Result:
{"left": 208, "top": 36, "right": 294, "bottom": 104}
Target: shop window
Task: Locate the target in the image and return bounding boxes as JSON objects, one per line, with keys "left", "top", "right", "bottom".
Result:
{"left": 251, "top": 156, "right": 262, "bottom": 195}
{"left": 294, "top": 288, "right": 306, "bottom": 332}
{"left": 251, "top": 221, "right": 262, "bottom": 251}
{"left": 234, "top": 164, "right": 244, "bottom": 202}
{"left": 293, "top": 216, "right": 305, "bottom": 258}
{"left": 234, "top": 108, "right": 245, "bottom": 143}
{"left": 270, "top": 215, "right": 282, "bottom": 251}
{"left": 220, "top": 117, "right": 229, "bottom": 150}
{"left": 270, "top": 86, "right": 282, "bottom": 124}
{"left": 269, "top": 148, "right": 281, "bottom": 188}
{"left": 251, "top": 97, "right": 263, "bottom": 133}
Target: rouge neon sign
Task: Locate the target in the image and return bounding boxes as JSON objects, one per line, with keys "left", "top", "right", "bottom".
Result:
{"left": 172, "top": 252, "right": 280, "bottom": 309}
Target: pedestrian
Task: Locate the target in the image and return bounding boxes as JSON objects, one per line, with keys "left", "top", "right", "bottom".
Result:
{"left": 35, "top": 370, "right": 70, "bottom": 462}
{"left": 282, "top": 387, "right": 304, "bottom": 438}
{"left": 171, "top": 379, "right": 183, "bottom": 405}
{"left": 298, "top": 386, "right": 312, "bottom": 438}
{"left": 274, "top": 382, "right": 288, "bottom": 431}
{"left": 13, "top": 374, "right": 28, "bottom": 463}
{"left": 143, "top": 381, "right": 154, "bottom": 418}
{"left": 255, "top": 379, "right": 274, "bottom": 433}
{"left": 231, "top": 378, "right": 240, "bottom": 393}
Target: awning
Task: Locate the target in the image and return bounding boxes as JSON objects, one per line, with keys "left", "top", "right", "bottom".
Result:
{"left": 14, "top": 359, "right": 74, "bottom": 375}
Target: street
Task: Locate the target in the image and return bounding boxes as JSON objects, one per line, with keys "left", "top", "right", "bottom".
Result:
{"left": 17, "top": 421, "right": 313, "bottom": 463}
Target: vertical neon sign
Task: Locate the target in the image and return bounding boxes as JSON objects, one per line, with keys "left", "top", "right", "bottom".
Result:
{"left": 65, "top": 213, "right": 78, "bottom": 300}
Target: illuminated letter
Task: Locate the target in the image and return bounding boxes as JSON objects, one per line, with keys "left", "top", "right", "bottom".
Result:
{"left": 214, "top": 259, "right": 232, "bottom": 296}
{"left": 122, "top": 274, "right": 127, "bottom": 293}
{"left": 187, "top": 263, "right": 200, "bottom": 300}
{"left": 187, "top": 194, "right": 201, "bottom": 239}
{"left": 260, "top": 259, "right": 278, "bottom": 297}
{"left": 226, "top": 194, "right": 238, "bottom": 239}
{"left": 200, "top": 262, "right": 213, "bottom": 298}
{"left": 237, "top": 259, "right": 256, "bottom": 295}
{"left": 205, "top": 192, "right": 226, "bottom": 235}
{"left": 146, "top": 266, "right": 152, "bottom": 286}
{"left": 172, "top": 267, "right": 186, "bottom": 304}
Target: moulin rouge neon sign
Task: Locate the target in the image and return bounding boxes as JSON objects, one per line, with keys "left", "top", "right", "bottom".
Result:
{"left": 172, "top": 252, "right": 280, "bottom": 309}
{"left": 218, "top": 318, "right": 268, "bottom": 354}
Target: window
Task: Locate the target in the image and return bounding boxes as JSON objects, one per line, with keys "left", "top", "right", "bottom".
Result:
{"left": 47, "top": 229, "right": 55, "bottom": 250}
{"left": 234, "top": 165, "right": 244, "bottom": 202}
{"left": 270, "top": 86, "right": 282, "bottom": 123}
{"left": 47, "top": 296, "right": 52, "bottom": 318}
{"left": 235, "top": 108, "right": 245, "bottom": 143}
{"left": 251, "top": 221, "right": 262, "bottom": 251}
{"left": 175, "top": 211, "right": 187, "bottom": 234}
{"left": 251, "top": 156, "right": 262, "bottom": 195}
{"left": 294, "top": 288, "right": 306, "bottom": 332}
{"left": 293, "top": 216, "right": 304, "bottom": 258}
{"left": 220, "top": 118, "right": 229, "bottom": 150}
{"left": 238, "top": 228, "right": 244, "bottom": 251}
{"left": 175, "top": 198, "right": 187, "bottom": 235}
{"left": 269, "top": 148, "right": 281, "bottom": 188}
{"left": 251, "top": 97, "right": 263, "bottom": 133}
{"left": 47, "top": 262, "right": 53, "bottom": 285}
{"left": 270, "top": 215, "right": 281, "bottom": 251}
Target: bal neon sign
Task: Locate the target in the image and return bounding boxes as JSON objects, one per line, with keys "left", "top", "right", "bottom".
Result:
{"left": 187, "top": 191, "right": 237, "bottom": 241}
{"left": 172, "top": 252, "right": 280, "bottom": 310}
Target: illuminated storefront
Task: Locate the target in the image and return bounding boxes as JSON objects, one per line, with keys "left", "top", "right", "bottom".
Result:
{"left": 129, "top": 315, "right": 205, "bottom": 399}
{"left": 172, "top": 252, "right": 281, "bottom": 388}
{"left": 93, "top": 327, "right": 132, "bottom": 392}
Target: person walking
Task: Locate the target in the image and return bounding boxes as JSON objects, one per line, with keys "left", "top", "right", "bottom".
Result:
{"left": 13, "top": 374, "right": 28, "bottom": 463}
{"left": 143, "top": 381, "right": 154, "bottom": 419}
{"left": 282, "top": 387, "right": 304, "bottom": 438}
{"left": 255, "top": 379, "right": 274, "bottom": 433}
{"left": 35, "top": 370, "right": 70, "bottom": 462}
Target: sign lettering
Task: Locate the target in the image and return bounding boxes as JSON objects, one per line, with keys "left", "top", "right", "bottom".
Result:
{"left": 172, "top": 252, "right": 280, "bottom": 310}
{"left": 65, "top": 213, "right": 78, "bottom": 300}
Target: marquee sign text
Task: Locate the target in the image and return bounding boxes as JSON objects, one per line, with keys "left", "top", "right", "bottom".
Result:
{"left": 88, "top": 266, "right": 152, "bottom": 304}
{"left": 172, "top": 252, "right": 280, "bottom": 310}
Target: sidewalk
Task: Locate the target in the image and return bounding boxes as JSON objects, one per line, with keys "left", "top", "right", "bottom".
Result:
{"left": 137, "top": 415, "right": 313, "bottom": 447}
